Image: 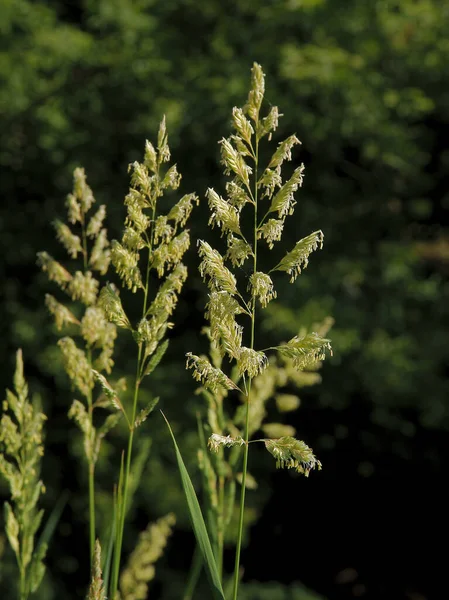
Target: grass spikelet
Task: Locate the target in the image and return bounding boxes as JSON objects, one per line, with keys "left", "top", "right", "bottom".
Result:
{"left": 272, "top": 230, "right": 324, "bottom": 282}
{"left": 119, "top": 514, "right": 176, "bottom": 600}
{"left": 264, "top": 437, "right": 322, "bottom": 476}
{"left": 0, "top": 350, "right": 47, "bottom": 600}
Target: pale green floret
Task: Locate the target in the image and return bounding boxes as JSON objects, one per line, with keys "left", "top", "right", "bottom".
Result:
{"left": 205, "top": 290, "right": 247, "bottom": 322}
{"left": 248, "top": 272, "right": 277, "bottom": 308}
{"left": 45, "top": 294, "right": 79, "bottom": 330}
{"left": 226, "top": 181, "right": 252, "bottom": 210}
{"left": 225, "top": 235, "right": 253, "bottom": 267}
{"left": 272, "top": 230, "right": 324, "bottom": 282}
{"left": 245, "top": 61, "right": 265, "bottom": 122}
{"left": 136, "top": 318, "right": 159, "bottom": 346}
{"left": 86, "top": 205, "right": 106, "bottom": 238}
{"left": 153, "top": 215, "right": 174, "bottom": 244}
{"left": 167, "top": 193, "right": 199, "bottom": 229}
{"left": 232, "top": 107, "right": 254, "bottom": 146}
{"left": 220, "top": 138, "right": 252, "bottom": 189}
{"left": 237, "top": 347, "right": 268, "bottom": 379}
{"left": 125, "top": 188, "right": 149, "bottom": 210}
{"left": 125, "top": 198, "right": 151, "bottom": 234}
{"left": 214, "top": 314, "right": 243, "bottom": 361}
{"left": 122, "top": 226, "right": 145, "bottom": 252}
{"left": 37, "top": 251, "right": 72, "bottom": 289}
{"left": 198, "top": 241, "right": 237, "bottom": 295}
{"left": 92, "top": 370, "right": 124, "bottom": 414}
{"left": 276, "top": 331, "right": 332, "bottom": 370}
{"left": 111, "top": 240, "right": 143, "bottom": 292}
{"left": 257, "top": 105, "right": 280, "bottom": 140}
{"left": 67, "top": 271, "right": 99, "bottom": 306}
{"left": 89, "top": 229, "right": 110, "bottom": 274}
{"left": 0, "top": 414, "right": 21, "bottom": 455}
{"left": 136, "top": 317, "right": 170, "bottom": 363}
{"left": 73, "top": 167, "right": 95, "bottom": 213}
{"left": 257, "top": 218, "right": 284, "bottom": 249}
{"left": 119, "top": 514, "right": 176, "bottom": 600}
{"left": 58, "top": 337, "right": 94, "bottom": 397}
{"left": 146, "top": 263, "right": 188, "bottom": 320}
{"left": 258, "top": 166, "right": 282, "bottom": 199}
{"left": 267, "top": 134, "right": 301, "bottom": 169}
{"left": 206, "top": 291, "right": 246, "bottom": 359}
{"left": 268, "top": 165, "right": 304, "bottom": 218}
{"left": 231, "top": 132, "right": 254, "bottom": 160}
{"left": 129, "top": 161, "right": 152, "bottom": 196}
{"left": 53, "top": 219, "right": 82, "bottom": 258}
{"left": 264, "top": 436, "right": 322, "bottom": 477}
{"left": 161, "top": 164, "right": 181, "bottom": 190}
{"left": 150, "top": 230, "right": 190, "bottom": 277}
{"left": 98, "top": 284, "right": 132, "bottom": 330}
{"left": 186, "top": 353, "right": 240, "bottom": 394}
{"left": 208, "top": 434, "right": 245, "bottom": 452}
{"left": 207, "top": 188, "right": 242, "bottom": 237}
{"left": 66, "top": 192, "right": 82, "bottom": 224}
{"left": 143, "top": 139, "right": 157, "bottom": 172}
{"left": 157, "top": 116, "right": 171, "bottom": 164}
{"left": 133, "top": 397, "right": 160, "bottom": 427}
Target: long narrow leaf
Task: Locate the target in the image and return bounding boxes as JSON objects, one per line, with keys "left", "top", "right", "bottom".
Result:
{"left": 161, "top": 411, "right": 225, "bottom": 600}
{"left": 35, "top": 490, "right": 69, "bottom": 555}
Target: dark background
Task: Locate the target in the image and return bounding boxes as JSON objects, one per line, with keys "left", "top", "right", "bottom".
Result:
{"left": 1, "top": 1, "right": 448, "bottom": 599}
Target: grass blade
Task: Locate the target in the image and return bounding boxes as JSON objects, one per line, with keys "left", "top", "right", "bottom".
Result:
{"left": 35, "top": 490, "right": 69, "bottom": 554}
{"left": 161, "top": 411, "right": 225, "bottom": 600}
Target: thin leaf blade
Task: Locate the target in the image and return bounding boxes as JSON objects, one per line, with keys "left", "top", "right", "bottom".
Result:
{"left": 161, "top": 412, "right": 225, "bottom": 600}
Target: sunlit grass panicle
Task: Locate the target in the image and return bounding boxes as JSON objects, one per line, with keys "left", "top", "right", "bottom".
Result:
{"left": 0, "top": 350, "right": 47, "bottom": 599}
{"left": 183, "top": 62, "right": 331, "bottom": 600}
{"left": 104, "top": 118, "right": 198, "bottom": 600}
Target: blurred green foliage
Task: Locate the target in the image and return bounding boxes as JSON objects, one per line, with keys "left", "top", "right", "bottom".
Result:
{"left": 1, "top": 0, "right": 448, "bottom": 598}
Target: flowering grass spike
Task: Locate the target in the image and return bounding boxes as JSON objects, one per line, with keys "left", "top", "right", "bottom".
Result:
{"left": 184, "top": 62, "right": 332, "bottom": 600}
